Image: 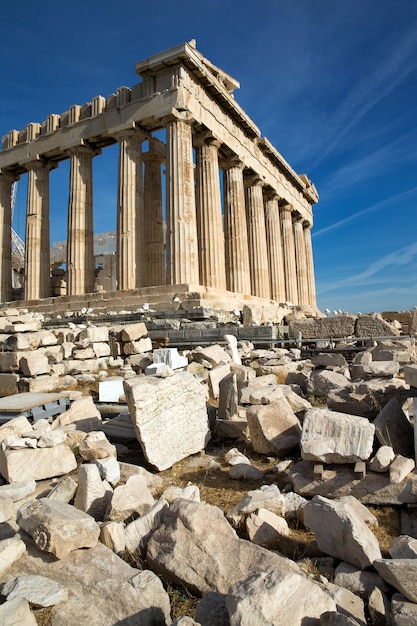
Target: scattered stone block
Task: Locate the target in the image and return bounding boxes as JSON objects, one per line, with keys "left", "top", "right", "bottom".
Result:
{"left": 224, "top": 334, "right": 241, "bottom": 365}
{"left": 125, "top": 498, "right": 169, "bottom": 555}
{"left": 120, "top": 323, "right": 148, "bottom": 342}
{"left": 124, "top": 372, "right": 211, "bottom": 471}
{"left": 374, "top": 558, "right": 417, "bottom": 603}
{"left": 229, "top": 464, "right": 263, "bottom": 480}
{"left": 390, "top": 455, "right": 415, "bottom": 484}
{"left": 391, "top": 592, "right": 417, "bottom": 624}
{"left": 123, "top": 337, "right": 153, "bottom": 354}
{"left": 153, "top": 347, "right": 188, "bottom": 369}
{"left": 227, "top": 484, "right": 286, "bottom": 526}
{"left": 327, "top": 378, "right": 407, "bottom": 419}
{"left": 92, "top": 455, "right": 120, "bottom": 486}
{"left": 355, "top": 314, "right": 400, "bottom": 337}
{"left": 246, "top": 508, "right": 290, "bottom": 546}
{"left": 0, "top": 536, "right": 27, "bottom": 576}
{"left": 0, "top": 496, "right": 15, "bottom": 522}
{"left": 390, "top": 535, "right": 417, "bottom": 559}
{"left": 146, "top": 498, "right": 299, "bottom": 595}
{"left": 191, "top": 344, "right": 231, "bottom": 368}
{"left": 218, "top": 372, "right": 238, "bottom": 419}
{"left": 17, "top": 498, "right": 100, "bottom": 558}
{"left": 100, "top": 521, "right": 126, "bottom": 554}
{"left": 404, "top": 364, "right": 417, "bottom": 387}
{"left": 0, "top": 443, "right": 77, "bottom": 483}
{"left": 306, "top": 370, "right": 350, "bottom": 396}
{"left": 46, "top": 475, "right": 78, "bottom": 503}
{"left": 0, "top": 597, "right": 37, "bottom": 625}
{"left": 303, "top": 495, "right": 382, "bottom": 570}
{"left": 2, "top": 574, "right": 68, "bottom": 607}
{"left": 0, "top": 479, "right": 36, "bottom": 501}
{"left": 354, "top": 461, "right": 366, "bottom": 479}
{"left": 247, "top": 398, "right": 301, "bottom": 455}
{"left": 78, "top": 431, "right": 116, "bottom": 460}
{"left": 226, "top": 568, "right": 336, "bottom": 626}
{"left": 289, "top": 315, "right": 357, "bottom": 340}
{"left": 107, "top": 474, "right": 154, "bottom": 522}
{"left": 301, "top": 408, "right": 375, "bottom": 463}
{"left": 0, "top": 373, "right": 20, "bottom": 396}
{"left": 369, "top": 446, "right": 395, "bottom": 472}
{"left": 51, "top": 395, "right": 102, "bottom": 432}
{"left": 373, "top": 398, "right": 414, "bottom": 458}
{"left": 74, "top": 464, "right": 112, "bottom": 521}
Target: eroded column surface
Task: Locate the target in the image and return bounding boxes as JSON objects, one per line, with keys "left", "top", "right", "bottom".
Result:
{"left": 280, "top": 202, "right": 298, "bottom": 305}
{"left": 67, "top": 145, "right": 97, "bottom": 296}
{"left": 265, "top": 192, "right": 286, "bottom": 302}
{"left": 0, "top": 172, "right": 15, "bottom": 303}
{"left": 165, "top": 114, "right": 199, "bottom": 285}
{"left": 304, "top": 221, "right": 317, "bottom": 308}
{"left": 116, "top": 128, "right": 145, "bottom": 290}
{"left": 222, "top": 158, "right": 251, "bottom": 295}
{"left": 194, "top": 133, "right": 226, "bottom": 290}
{"left": 143, "top": 137, "right": 165, "bottom": 287}
{"left": 245, "top": 177, "right": 270, "bottom": 299}
{"left": 293, "top": 214, "right": 309, "bottom": 306}
{"left": 24, "top": 160, "right": 55, "bottom": 301}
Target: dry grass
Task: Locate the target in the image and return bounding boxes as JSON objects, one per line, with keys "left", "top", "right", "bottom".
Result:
{"left": 368, "top": 505, "right": 401, "bottom": 556}
{"left": 33, "top": 606, "right": 53, "bottom": 625}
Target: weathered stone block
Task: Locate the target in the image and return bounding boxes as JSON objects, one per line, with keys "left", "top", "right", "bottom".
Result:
{"left": 17, "top": 498, "right": 100, "bottom": 558}
{"left": 289, "top": 315, "right": 357, "bottom": 340}
{"left": 373, "top": 397, "right": 414, "bottom": 457}
{"left": 124, "top": 372, "right": 211, "bottom": 471}
{"left": 0, "top": 443, "right": 77, "bottom": 482}
{"left": 0, "top": 372, "right": 20, "bottom": 396}
{"left": 247, "top": 399, "right": 301, "bottom": 455}
{"left": 301, "top": 408, "right": 375, "bottom": 463}
{"left": 19, "top": 354, "right": 50, "bottom": 377}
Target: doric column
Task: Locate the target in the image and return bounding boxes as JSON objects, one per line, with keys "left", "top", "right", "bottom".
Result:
{"left": 142, "top": 137, "right": 165, "bottom": 287}
{"left": 280, "top": 202, "right": 298, "bottom": 305}
{"left": 24, "top": 159, "right": 55, "bottom": 301}
{"left": 0, "top": 171, "right": 16, "bottom": 303}
{"left": 116, "top": 128, "right": 145, "bottom": 290}
{"left": 264, "top": 191, "right": 286, "bottom": 302}
{"left": 293, "top": 213, "right": 309, "bottom": 306}
{"left": 67, "top": 144, "right": 98, "bottom": 296}
{"left": 304, "top": 220, "right": 317, "bottom": 307}
{"left": 164, "top": 113, "right": 199, "bottom": 285}
{"left": 194, "top": 132, "right": 226, "bottom": 290}
{"left": 244, "top": 176, "right": 270, "bottom": 299}
{"left": 221, "top": 158, "right": 251, "bottom": 295}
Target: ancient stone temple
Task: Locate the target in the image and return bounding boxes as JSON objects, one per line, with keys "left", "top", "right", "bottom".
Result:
{"left": 0, "top": 41, "right": 318, "bottom": 313}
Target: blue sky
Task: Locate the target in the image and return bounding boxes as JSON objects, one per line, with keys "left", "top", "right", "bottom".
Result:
{"left": 1, "top": 0, "right": 416, "bottom": 314}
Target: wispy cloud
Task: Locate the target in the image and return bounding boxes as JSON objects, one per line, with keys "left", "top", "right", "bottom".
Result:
{"left": 313, "top": 187, "right": 417, "bottom": 239}
{"left": 317, "top": 241, "right": 417, "bottom": 296}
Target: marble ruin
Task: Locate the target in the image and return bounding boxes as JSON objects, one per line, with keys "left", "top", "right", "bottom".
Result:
{"left": 0, "top": 41, "right": 318, "bottom": 312}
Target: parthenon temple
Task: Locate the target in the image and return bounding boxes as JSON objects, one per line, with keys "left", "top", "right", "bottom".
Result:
{"left": 0, "top": 40, "right": 319, "bottom": 314}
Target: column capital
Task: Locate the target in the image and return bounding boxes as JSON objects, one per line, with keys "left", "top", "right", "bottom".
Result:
{"left": 161, "top": 110, "right": 194, "bottom": 127}
{"left": 193, "top": 130, "right": 221, "bottom": 150}
{"left": 67, "top": 143, "right": 101, "bottom": 158}
{"left": 279, "top": 201, "right": 293, "bottom": 215}
{"left": 219, "top": 155, "right": 245, "bottom": 171}
{"left": 112, "top": 125, "right": 148, "bottom": 143}
{"left": 264, "top": 187, "right": 280, "bottom": 202}
{"left": 303, "top": 218, "right": 312, "bottom": 229}
{"left": 0, "top": 169, "right": 19, "bottom": 183}
{"left": 24, "top": 157, "right": 57, "bottom": 173}
{"left": 244, "top": 173, "right": 265, "bottom": 188}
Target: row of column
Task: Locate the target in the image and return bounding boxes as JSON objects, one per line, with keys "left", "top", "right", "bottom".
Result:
{"left": 0, "top": 115, "right": 316, "bottom": 308}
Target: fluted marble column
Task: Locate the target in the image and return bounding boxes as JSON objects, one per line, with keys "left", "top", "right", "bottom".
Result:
{"left": 24, "top": 160, "right": 55, "bottom": 301}
{"left": 116, "top": 128, "right": 145, "bottom": 290}
{"left": 222, "top": 158, "right": 251, "bottom": 295}
{"left": 245, "top": 176, "right": 270, "bottom": 299}
{"left": 143, "top": 137, "right": 165, "bottom": 287}
{"left": 67, "top": 145, "right": 97, "bottom": 296}
{"left": 164, "top": 113, "right": 199, "bottom": 285}
{"left": 293, "top": 214, "right": 309, "bottom": 306}
{"left": 0, "top": 172, "right": 15, "bottom": 303}
{"left": 304, "top": 220, "right": 317, "bottom": 307}
{"left": 280, "top": 202, "right": 298, "bottom": 305}
{"left": 194, "top": 133, "right": 226, "bottom": 289}
{"left": 264, "top": 191, "right": 286, "bottom": 302}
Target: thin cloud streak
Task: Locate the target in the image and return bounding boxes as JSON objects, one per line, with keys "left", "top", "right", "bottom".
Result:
{"left": 312, "top": 187, "right": 417, "bottom": 239}
{"left": 317, "top": 241, "right": 417, "bottom": 296}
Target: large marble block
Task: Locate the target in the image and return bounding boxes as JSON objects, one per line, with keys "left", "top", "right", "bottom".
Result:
{"left": 124, "top": 372, "right": 211, "bottom": 471}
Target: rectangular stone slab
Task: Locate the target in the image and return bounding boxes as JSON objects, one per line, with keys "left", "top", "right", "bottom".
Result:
{"left": 288, "top": 460, "right": 417, "bottom": 505}
{"left": 0, "top": 443, "right": 77, "bottom": 483}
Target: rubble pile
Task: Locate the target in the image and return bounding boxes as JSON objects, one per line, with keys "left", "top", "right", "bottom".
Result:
{"left": 0, "top": 308, "right": 417, "bottom": 624}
